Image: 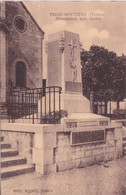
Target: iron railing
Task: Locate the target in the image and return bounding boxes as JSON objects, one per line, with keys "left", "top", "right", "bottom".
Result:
{"left": 7, "top": 86, "right": 62, "bottom": 124}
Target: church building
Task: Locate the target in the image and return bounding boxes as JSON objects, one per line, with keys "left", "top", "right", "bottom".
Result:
{"left": 0, "top": 2, "right": 44, "bottom": 104}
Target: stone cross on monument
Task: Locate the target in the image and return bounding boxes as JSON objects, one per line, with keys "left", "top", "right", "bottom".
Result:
{"left": 68, "top": 39, "right": 77, "bottom": 82}
{"left": 46, "top": 30, "right": 90, "bottom": 113}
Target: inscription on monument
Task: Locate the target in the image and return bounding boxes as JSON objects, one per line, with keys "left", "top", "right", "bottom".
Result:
{"left": 99, "top": 121, "right": 108, "bottom": 126}
{"left": 66, "top": 121, "right": 78, "bottom": 128}
{"left": 71, "top": 130, "right": 105, "bottom": 145}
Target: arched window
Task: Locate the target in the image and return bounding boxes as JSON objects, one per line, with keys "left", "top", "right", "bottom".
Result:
{"left": 16, "top": 61, "right": 26, "bottom": 87}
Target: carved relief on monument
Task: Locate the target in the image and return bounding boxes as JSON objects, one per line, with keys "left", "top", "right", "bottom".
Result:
{"left": 68, "top": 39, "right": 77, "bottom": 82}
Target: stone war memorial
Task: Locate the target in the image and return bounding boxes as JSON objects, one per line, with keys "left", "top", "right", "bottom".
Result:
{"left": 46, "top": 30, "right": 90, "bottom": 113}
{"left": 1, "top": 2, "right": 124, "bottom": 178}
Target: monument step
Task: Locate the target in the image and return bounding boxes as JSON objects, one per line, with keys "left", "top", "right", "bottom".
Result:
{"left": 15, "top": 118, "right": 41, "bottom": 124}
{"left": 1, "top": 156, "right": 27, "bottom": 168}
{"left": 1, "top": 164, "right": 35, "bottom": 179}
{"left": 67, "top": 112, "right": 109, "bottom": 120}
{"left": 1, "top": 149, "right": 19, "bottom": 158}
{"left": 1, "top": 142, "right": 11, "bottom": 149}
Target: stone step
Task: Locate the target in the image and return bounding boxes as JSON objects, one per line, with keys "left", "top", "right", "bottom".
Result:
{"left": 123, "top": 137, "right": 126, "bottom": 141}
{"left": 1, "top": 149, "right": 19, "bottom": 158}
{"left": 0, "top": 136, "right": 4, "bottom": 142}
{"left": 1, "top": 156, "right": 27, "bottom": 168}
{"left": 1, "top": 164, "right": 35, "bottom": 179}
{"left": 1, "top": 142, "right": 11, "bottom": 149}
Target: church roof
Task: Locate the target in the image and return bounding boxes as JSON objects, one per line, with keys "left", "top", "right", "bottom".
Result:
{"left": 20, "top": 2, "right": 44, "bottom": 36}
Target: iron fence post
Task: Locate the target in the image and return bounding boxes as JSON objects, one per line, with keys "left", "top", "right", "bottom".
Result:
{"left": 54, "top": 87, "right": 55, "bottom": 124}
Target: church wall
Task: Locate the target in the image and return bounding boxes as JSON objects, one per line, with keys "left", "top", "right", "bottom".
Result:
{"left": 5, "top": 2, "right": 43, "bottom": 89}
{"left": 0, "top": 2, "right": 7, "bottom": 102}
{"left": 0, "top": 2, "right": 5, "bottom": 18}
{"left": 0, "top": 30, "right": 6, "bottom": 102}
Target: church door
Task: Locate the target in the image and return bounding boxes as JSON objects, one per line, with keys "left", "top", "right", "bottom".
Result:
{"left": 16, "top": 61, "right": 26, "bottom": 87}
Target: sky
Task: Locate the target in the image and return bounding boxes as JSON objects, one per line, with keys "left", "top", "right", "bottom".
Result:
{"left": 24, "top": 1, "right": 126, "bottom": 77}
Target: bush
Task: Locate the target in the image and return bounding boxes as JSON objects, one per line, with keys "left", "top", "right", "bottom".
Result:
{"left": 41, "top": 110, "right": 68, "bottom": 124}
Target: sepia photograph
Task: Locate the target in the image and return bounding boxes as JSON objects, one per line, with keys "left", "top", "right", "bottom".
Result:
{"left": 0, "top": 1, "right": 126, "bottom": 194}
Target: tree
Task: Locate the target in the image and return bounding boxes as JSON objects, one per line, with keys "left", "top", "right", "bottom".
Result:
{"left": 81, "top": 45, "right": 126, "bottom": 116}
{"left": 111, "top": 54, "right": 126, "bottom": 116}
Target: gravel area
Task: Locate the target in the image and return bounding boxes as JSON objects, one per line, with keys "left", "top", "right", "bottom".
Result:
{"left": 1, "top": 157, "right": 126, "bottom": 195}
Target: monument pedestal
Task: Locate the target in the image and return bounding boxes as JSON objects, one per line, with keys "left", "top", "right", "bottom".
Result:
{"left": 61, "top": 93, "right": 90, "bottom": 113}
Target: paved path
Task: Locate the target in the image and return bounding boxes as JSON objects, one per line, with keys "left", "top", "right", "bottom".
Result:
{"left": 1, "top": 157, "right": 126, "bottom": 195}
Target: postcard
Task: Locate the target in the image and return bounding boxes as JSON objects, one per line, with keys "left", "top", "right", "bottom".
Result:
{"left": 1, "top": 1, "right": 126, "bottom": 195}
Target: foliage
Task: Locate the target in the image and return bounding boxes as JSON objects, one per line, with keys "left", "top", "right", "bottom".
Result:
{"left": 111, "top": 54, "right": 126, "bottom": 102}
{"left": 81, "top": 45, "right": 126, "bottom": 103}
{"left": 41, "top": 110, "right": 68, "bottom": 124}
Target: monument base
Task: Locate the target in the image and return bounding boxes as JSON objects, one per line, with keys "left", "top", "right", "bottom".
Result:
{"left": 61, "top": 93, "right": 90, "bottom": 113}
{"left": 61, "top": 112, "right": 110, "bottom": 129}
{"left": 65, "top": 112, "right": 110, "bottom": 120}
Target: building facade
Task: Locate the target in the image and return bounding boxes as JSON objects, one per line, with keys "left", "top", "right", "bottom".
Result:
{"left": 0, "top": 2, "right": 44, "bottom": 103}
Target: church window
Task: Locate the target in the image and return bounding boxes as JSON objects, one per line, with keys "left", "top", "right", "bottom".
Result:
{"left": 14, "top": 16, "right": 27, "bottom": 33}
{"left": 16, "top": 61, "right": 26, "bottom": 87}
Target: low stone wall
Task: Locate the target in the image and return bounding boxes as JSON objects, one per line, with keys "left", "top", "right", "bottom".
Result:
{"left": 114, "top": 119, "right": 126, "bottom": 137}
{"left": 1, "top": 121, "right": 123, "bottom": 175}
{"left": 54, "top": 126, "right": 122, "bottom": 172}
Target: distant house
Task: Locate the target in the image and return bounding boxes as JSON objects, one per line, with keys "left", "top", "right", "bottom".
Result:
{"left": 94, "top": 100, "right": 126, "bottom": 118}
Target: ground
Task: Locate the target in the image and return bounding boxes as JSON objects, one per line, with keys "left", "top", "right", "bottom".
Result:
{"left": 1, "top": 157, "right": 126, "bottom": 195}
